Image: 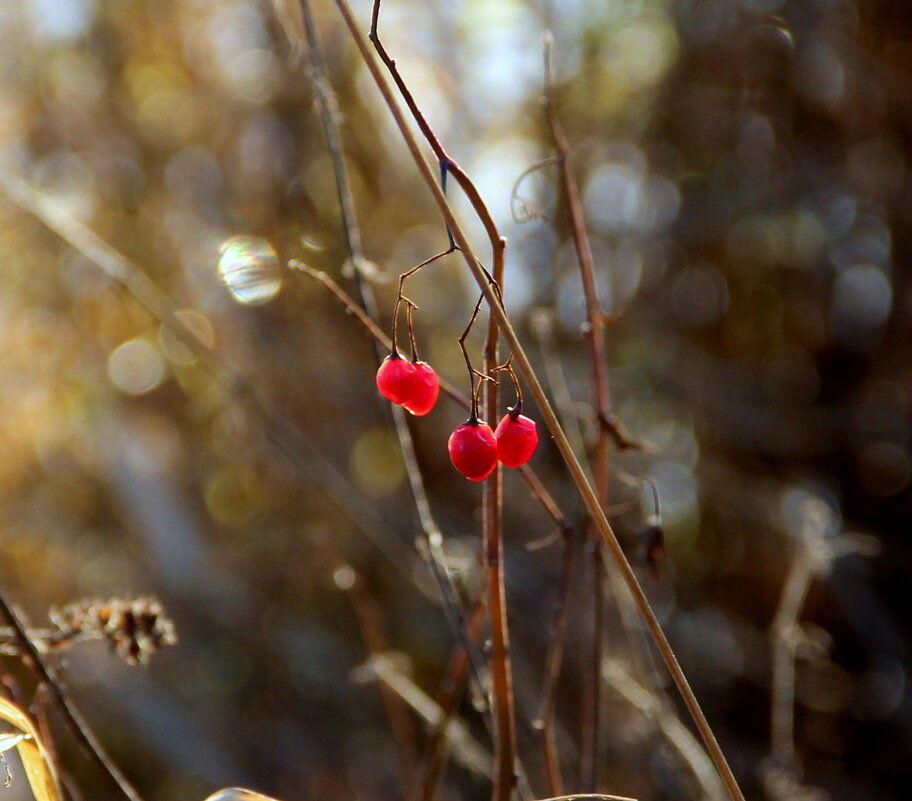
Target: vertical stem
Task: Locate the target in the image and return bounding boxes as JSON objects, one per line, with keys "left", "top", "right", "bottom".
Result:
{"left": 769, "top": 531, "right": 816, "bottom": 768}
{"left": 582, "top": 552, "right": 605, "bottom": 789}
{"left": 540, "top": 37, "right": 611, "bottom": 790}
{"left": 483, "top": 240, "right": 517, "bottom": 801}
{"left": 295, "top": 3, "right": 497, "bottom": 775}
{"left": 368, "top": 5, "right": 517, "bottom": 797}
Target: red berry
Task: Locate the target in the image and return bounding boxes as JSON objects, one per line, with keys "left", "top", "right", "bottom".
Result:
{"left": 448, "top": 420, "right": 498, "bottom": 481}
{"left": 494, "top": 412, "right": 538, "bottom": 468}
{"left": 402, "top": 361, "right": 440, "bottom": 416}
{"left": 376, "top": 354, "right": 417, "bottom": 404}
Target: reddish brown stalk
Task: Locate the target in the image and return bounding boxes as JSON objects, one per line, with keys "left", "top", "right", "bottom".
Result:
{"left": 483, "top": 458, "right": 517, "bottom": 801}
{"left": 414, "top": 602, "right": 486, "bottom": 801}
{"left": 369, "top": 6, "right": 515, "bottom": 796}
{"left": 539, "top": 36, "right": 611, "bottom": 790}
{"left": 482, "top": 244, "right": 516, "bottom": 801}
{"left": 329, "top": 4, "right": 747, "bottom": 799}
{"left": 293, "top": 1, "right": 493, "bottom": 735}
{"left": 368, "top": 2, "right": 500, "bottom": 256}
{"left": 516, "top": 455, "right": 576, "bottom": 795}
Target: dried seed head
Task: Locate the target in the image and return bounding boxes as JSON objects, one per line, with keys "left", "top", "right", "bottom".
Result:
{"left": 50, "top": 597, "right": 177, "bottom": 665}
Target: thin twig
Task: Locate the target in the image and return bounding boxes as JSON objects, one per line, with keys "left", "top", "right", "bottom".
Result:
{"left": 329, "top": 5, "right": 747, "bottom": 799}
{"left": 540, "top": 35, "right": 658, "bottom": 787}
{"left": 480, "top": 141, "right": 516, "bottom": 801}
{"left": 0, "top": 590, "right": 144, "bottom": 801}
{"left": 540, "top": 35, "right": 612, "bottom": 788}
{"left": 533, "top": 520, "right": 575, "bottom": 796}
{"left": 414, "top": 601, "right": 486, "bottom": 801}
{"left": 770, "top": 527, "right": 818, "bottom": 772}
{"left": 367, "top": 10, "right": 517, "bottom": 795}
{"left": 766, "top": 498, "right": 877, "bottom": 800}
{"left": 294, "top": 0, "right": 494, "bottom": 740}
{"left": 368, "top": 1, "right": 501, "bottom": 259}
{"left": 392, "top": 248, "right": 456, "bottom": 358}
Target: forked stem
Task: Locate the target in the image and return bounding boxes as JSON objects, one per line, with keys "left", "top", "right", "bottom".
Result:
{"left": 392, "top": 247, "right": 455, "bottom": 357}
{"left": 457, "top": 292, "right": 493, "bottom": 423}
{"left": 492, "top": 358, "right": 524, "bottom": 417}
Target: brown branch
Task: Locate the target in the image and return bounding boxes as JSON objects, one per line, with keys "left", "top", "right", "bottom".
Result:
{"left": 540, "top": 35, "right": 612, "bottom": 789}
{"left": 368, "top": 2, "right": 501, "bottom": 255}
{"left": 542, "top": 37, "right": 611, "bottom": 790}
{"left": 368, "top": 8, "right": 517, "bottom": 794}
{"left": 293, "top": 1, "right": 496, "bottom": 751}
{"left": 539, "top": 35, "right": 652, "bottom": 786}
{"left": 329, "top": 5, "right": 747, "bottom": 800}
{"left": 481, "top": 238, "right": 516, "bottom": 801}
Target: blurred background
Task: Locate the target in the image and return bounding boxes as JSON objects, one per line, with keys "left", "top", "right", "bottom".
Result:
{"left": 0, "top": 0, "right": 910, "bottom": 800}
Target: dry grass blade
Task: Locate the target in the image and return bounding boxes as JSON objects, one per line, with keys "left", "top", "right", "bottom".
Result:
{"left": 360, "top": 653, "right": 492, "bottom": 779}
{"left": 601, "top": 660, "right": 726, "bottom": 801}
{"left": 0, "top": 696, "right": 62, "bottom": 801}
{"left": 0, "top": 732, "right": 30, "bottom": 753}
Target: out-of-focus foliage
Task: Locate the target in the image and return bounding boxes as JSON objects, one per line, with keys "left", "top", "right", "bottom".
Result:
{"left": 0, "top": 1, "right": 910, "bottom": 800}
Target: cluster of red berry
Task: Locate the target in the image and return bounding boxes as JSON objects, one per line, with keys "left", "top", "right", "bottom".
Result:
{"left": 448, "top": 411, "right": 538, "bottom": 481}
{"left": 375, "top": 352, "right": 440, "bottom": 416}
{"left": 376, "top": 353, "right": 538, "bottom": 481}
